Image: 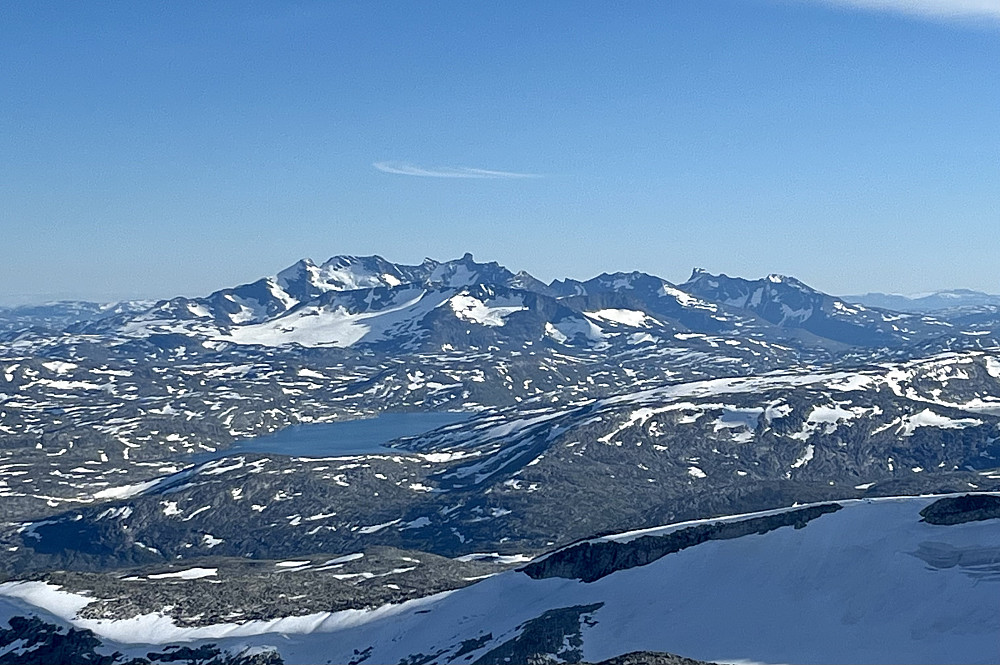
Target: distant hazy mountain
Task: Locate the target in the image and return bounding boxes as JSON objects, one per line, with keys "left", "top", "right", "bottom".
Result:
{"left": 678, "top": 269, "right": 946, "bottom": 348}
{"left": 845, "top": 289, "right": 1000, "bottom": 313}
{"left": 0, "top": 300, "right": 154, "bottom": 333}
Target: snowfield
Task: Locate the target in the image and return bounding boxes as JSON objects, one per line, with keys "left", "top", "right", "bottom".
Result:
{"left": 1, "top": 495, "right": 997, "bottom": 665}
{"left": 224, "top": 288, "right": 451, "bottom": 348}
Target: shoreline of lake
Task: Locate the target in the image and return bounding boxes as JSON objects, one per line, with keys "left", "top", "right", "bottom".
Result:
{"left": 203, "top": 411, "right": 472, "bottom": 460}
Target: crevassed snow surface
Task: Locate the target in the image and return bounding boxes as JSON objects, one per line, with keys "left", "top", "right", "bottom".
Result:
{"left": 1, "top": 496, "right": 997, "bottom": 665}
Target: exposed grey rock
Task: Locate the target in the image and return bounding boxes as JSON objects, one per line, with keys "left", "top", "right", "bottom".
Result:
{"left": 472, "top": 603, "right": 603, "bottom": 664}
{"left": 0, "top": 615, "right": 283, "bottom": 664}
{"left": 919, "top": 494, "right": 1000, "bottom": 525}
{"left": 521, "top": 504, "right": 842, "bottom": 583}
{"left": 585, "top": 651, "right": 720, "bottom": 665}
{"left": 16, "top": 547, "right": 508, "bottom": 627}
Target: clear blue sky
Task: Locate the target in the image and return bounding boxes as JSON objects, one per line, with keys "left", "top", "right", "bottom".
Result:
{"left": 2, "top": 0, "right": 998, "bottom": 304}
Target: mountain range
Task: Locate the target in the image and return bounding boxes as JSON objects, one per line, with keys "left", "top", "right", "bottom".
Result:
{"left": 846, "top": 289, "right": 1000, "bottom": 313}
{"left": 31, "top": 254, "right": 994, "bottom": 356}
{"left": 1, "top": 254, "right": 998, "bottom": 664}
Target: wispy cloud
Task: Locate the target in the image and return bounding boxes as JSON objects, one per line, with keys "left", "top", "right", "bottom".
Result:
{"left": 373, "top": 161, "right": 542, "bottom": 179}
{"left": 808, "top": 0, "right": 1000, "bottom": 21}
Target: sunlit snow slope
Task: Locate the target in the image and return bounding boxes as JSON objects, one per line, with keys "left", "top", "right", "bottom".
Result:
{"left": 1, "top": 495, "right": 997, "bottom": 664}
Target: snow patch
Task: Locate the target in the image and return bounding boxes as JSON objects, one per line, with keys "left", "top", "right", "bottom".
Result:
{"left": 357, "top": 519, "right": 401, "bottom": 534}
{"left": 449, "top": 295, "right": 526, "bottom": 327}
{"left": 900, "top": 409, "right": 982, "bottom": 436}
{"left": 584, "top": 309, "right": 654, "bottom": 328}
{"left": 790, "top": 445, "right": 815, "bottom": 469}
{"left": 93, "top": 478, "right": 162, "bottom": 501}
{"left": 545, "top": 318, "right": 607, "bottom": 345}
{"left": 147, "top": 568, "right": 217, "bottom": 581}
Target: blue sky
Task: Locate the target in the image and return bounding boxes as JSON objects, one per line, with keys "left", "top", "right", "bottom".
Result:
{"left": 2, "top": 1, "right": 998, "bottom": 304}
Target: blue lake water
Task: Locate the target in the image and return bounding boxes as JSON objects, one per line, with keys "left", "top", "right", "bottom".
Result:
{"left": 224, "top": 411, "right": 471, "bottom": 458}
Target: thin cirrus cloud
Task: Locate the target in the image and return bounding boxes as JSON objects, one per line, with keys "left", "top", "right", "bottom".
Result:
{"left": 373, "top": 161, "right": 543, "bottom": 179}
{"left": 809, "top": 0, "right": 1000, "bottom": 21}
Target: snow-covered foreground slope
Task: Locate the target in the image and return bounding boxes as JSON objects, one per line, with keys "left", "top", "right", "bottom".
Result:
{"left": 2, "top": 495, "right": 998, "bottom": 664}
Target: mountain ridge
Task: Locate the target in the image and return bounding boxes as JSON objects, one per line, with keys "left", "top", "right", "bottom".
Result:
{"left": 50, "top": 254, "right": 995, "bottom": 356}
{"left": 846, "top": 289, "right": 1000, "bottom": 313}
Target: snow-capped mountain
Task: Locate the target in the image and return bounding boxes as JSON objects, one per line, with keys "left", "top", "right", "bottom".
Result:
{"left": 679, "top": 268, "right": 961, "bottom": 347}
{"left": 73, "top": 253, "right": 522, "bottom": 334}
{"left": 56, "top": 256, "right": 999, "bottom": 356}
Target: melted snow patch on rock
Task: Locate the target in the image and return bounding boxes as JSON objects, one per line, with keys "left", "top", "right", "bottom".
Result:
{"left": 584, "top": 309, "right": 654, "bottom": 328}
{"left": 900, "top": 409, "right": 983, "bottom": 436}
{"left": 544, "top": 318, "right": 607, "bottom": 345}
{"left": 791, "top": 444, "right": 815, "bottom": 468}
{"left": 147, "top": 568, "right": 218, "bottom": 580}
{"left": 449, "top": 295, "right": 526, "bottom": 327}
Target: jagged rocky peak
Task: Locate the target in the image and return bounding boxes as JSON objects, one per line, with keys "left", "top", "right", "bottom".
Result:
{"left": 544, "top": 271, "right": 671, "bottom": 299}
{"left": 274, "top": 256, "right": 315, "bottom": 285}
{"left": 586, "top": 271, "right": 665, "bottom": 292}
{"left": 681, "top": 269, "right": 823, "bottom": 313}
{"left": 272, "top": 253, "right": 534, "bottom": 294}
{"left": 424, "top": 252, "right": 518, "bottom": 289}
{"left": 681, "top": 269, "right": 837, "bottom": 332}
{"left": 685, "top": 267, "right": 811, "bottom": 290}
{"left": 686, "top": 267, "right": 714, "bottom": 284}
{"left": 508, "top": 270, "right": 553, "bottom": 295}
{"left": 275, "top": 255, "right": 414, "bottom": 299}
{"left": 677, "top": 269, "right": 932, "bottom": 347}
{"left": 765, "top": 272, "right": 801, "bottom": 286}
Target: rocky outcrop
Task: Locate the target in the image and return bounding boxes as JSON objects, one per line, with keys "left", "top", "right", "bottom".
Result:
{"left": 521, "top": 503, "right": 842, "bottom": 583}
{"left": 0, "top": 615, "right": 283, "bottom": 664}
{"left": 919, "top": 494, "right": 1000, "bottom": 525}
{"left": 586, "top": 651, "right": 719, "bottom": 665}
{"left": 473, "top": 604, "right": 604, "bottom": 665}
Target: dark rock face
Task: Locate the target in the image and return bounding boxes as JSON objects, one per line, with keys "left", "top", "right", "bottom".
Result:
{"left": 473, "top": 603, "right": 604, "bottom": 665}
{"left": 919, "top": 494, "right": 1000, "bottom": 525}
{"left": 586, "top": 651, "right": 719, "bottom": 665}
{"left": 13, "top": 547, "right": 507, "bottom": 629}
{"left": 0, "top": 615, "right": 113, "bottom": 665}
{"left": 0, "top": 615, "right": 284, "bottom": 664}
{"left": 521, "top": 503, "right": 843, "bottom": 583}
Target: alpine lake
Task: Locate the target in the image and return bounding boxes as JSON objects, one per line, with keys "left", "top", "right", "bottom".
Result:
{"left": 217, "top": 411, "right": 472, "bottom": 458}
